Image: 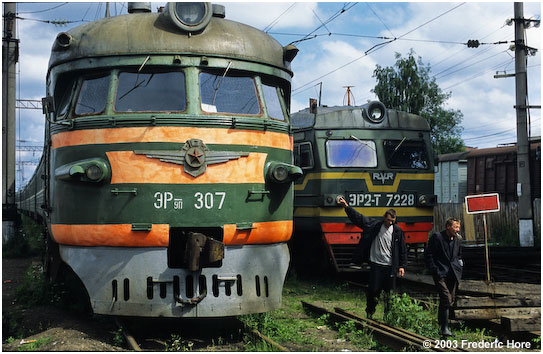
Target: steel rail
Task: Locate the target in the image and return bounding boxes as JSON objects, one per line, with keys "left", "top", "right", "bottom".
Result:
{"left": 334, "top": 307, "right": 466, "bottom": 352}
{"left": 301, "top": 301, "right": 466, "bottom": 352}
{"left": 115, "top": 318, "right": 142, "bottom": 351}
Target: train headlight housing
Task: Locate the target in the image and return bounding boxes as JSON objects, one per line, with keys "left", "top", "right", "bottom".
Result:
{"left": 266, "top": 161, "right": 303, "bottom": 184}
{"left": 166, "top": 2, "right": 213, "bottom": 33}
{"left": 363, "top": 101, "right": 387, "bottom": 123}
{"left": 55, "top": 158, "right": 110, "bottom": 183}
{"left": 85, "top": 164, "right": 104, "bottom": 181}
{"left": 418, "top": 194, "right": 437, "bottom": 207}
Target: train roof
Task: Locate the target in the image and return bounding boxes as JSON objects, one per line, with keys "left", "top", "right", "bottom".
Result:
{"left": 48, "top": 9, "right": 291, "bottom": 73}
{"left": 438, "top": 141, "right": 541, "bottom": 161}
{"left": 291, "top": 105, "right": 431, "bottom": 131}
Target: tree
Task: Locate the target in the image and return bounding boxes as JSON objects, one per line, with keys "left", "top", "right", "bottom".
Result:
{"left": 372, "top": 50, "right": 464, "bottom": 155}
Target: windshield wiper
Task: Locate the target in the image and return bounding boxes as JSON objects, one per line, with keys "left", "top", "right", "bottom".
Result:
{"left": 118, "top": 55, "right": 151, "bottom": 101}
{"left": 349, "top": 135, "right": 376, "bottom": 151}
{"left": 387, "top": 137, "right": 407, "bottom": 163}
{"left": 212, "top": 61, "right": 232, "bottom": 105}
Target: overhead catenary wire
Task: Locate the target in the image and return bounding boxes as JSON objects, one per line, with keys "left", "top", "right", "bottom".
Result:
{"left": 441, "top": 57, "right": 514, "bottom": 91}
{"left": 262, "top": 3, "right": 296, "bottom": 33}
{"left": 17, "top": 2, "right": 68, "bottom": 14}
{"left": 293, "top": 2, "right": 467, "bottom": 95}
{"left": 288, "top": 2, "right": 358, "bottom": 45}
{"left": 365, "top": 2, "right": 396, "bottom": 38}
{"left": 435, "top": 49, "right": 510, "bottom": 80}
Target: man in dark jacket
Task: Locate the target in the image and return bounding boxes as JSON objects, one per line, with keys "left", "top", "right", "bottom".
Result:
{"left": 337, "top": 195, "right": 407, "bottom": 319}
{"left": 425, "top": 217, "right": 463, "bottom": 337}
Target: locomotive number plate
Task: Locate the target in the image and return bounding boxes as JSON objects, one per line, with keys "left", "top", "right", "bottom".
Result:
{"left": 154, "top": 191, "right": 226, "bottom": 210}
{"left": 348, "top": 193, "right": 416, "bottom": 207}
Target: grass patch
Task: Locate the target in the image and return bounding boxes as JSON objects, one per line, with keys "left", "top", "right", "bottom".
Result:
{"left": 240, "top": 274, "right": 503, "bottom": 351}
{"left": 16, "top": 337, "right": 51, "bottom": 351}
{"left": 384, "top": 292, "right": 439, "bottom": 338}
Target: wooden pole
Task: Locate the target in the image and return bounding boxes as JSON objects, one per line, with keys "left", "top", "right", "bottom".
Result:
{"left": 483, "top": 214, "right": 491, "bottom": 282}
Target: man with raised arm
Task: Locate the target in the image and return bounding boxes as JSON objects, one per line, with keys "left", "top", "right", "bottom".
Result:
{"left": 337, "top": 195, "right": 407, "bottom": 319}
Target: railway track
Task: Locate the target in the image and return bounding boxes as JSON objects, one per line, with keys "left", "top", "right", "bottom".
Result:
{"left": 301, "top": 301, "right": 467, "bottom": 352}
{"left": 115, "top": 316, "right": 286, "bottom": 352}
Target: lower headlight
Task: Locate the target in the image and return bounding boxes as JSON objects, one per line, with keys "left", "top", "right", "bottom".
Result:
{"left": 85, "top": 164, "right": 104, "bottom": 181}
{"left": 419, "top": 195, "right": 428, "bottom": 206}
{"left": 272, "top": 165, "right": 288, "bottom": 182}
{"left": 266, "top": 161, "right": 303, "bottom": 184}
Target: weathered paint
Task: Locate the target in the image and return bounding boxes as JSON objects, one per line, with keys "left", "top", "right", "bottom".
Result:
{"left": 52, "top": 126, "right": 293, "bottom": 151}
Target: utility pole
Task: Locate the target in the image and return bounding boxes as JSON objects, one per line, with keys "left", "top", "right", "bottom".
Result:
{"left": 2, "top": 2, "right": 18, "bottom": 241}
{"left": 513, "top": 2, "right": 534, "bottom": 247}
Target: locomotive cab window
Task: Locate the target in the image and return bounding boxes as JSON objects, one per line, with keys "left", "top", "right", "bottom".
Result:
{"left": 54, "top": 75, "right": 76, "bottom": 120}
{"left": 75, "top": 74, "right": 110, "bottom": 116}
{"left": 115, "top": 71, "right": 186, "bottom": 112}
{"left": 294, "top": 142, "right": 314, "bottom": 169}
{"left": 200, "top": 71, "right": 260, "bottom": 115}
{"left": 261, "top": 81, "right": 286, "bottom": 121}
{"left": 384, "top": 139, "right": 430, "bottom": 169}
{"left": 326, "top": 139, "right": 377, "bottom": 168}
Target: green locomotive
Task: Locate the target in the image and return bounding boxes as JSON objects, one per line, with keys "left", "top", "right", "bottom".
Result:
{"left": 17, "top": 2, "right": 300, "bottom": 317}
{"left": 291, "top": 101, "right": 436, "bottom": 273}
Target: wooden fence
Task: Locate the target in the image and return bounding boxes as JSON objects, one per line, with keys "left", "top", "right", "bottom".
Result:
{"left": 434, "top": 199, "right": 541, "bottom": 246}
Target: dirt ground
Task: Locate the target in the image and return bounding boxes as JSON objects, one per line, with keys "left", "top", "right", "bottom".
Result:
{"left": 2, "top": 256, "right": 125, "bottom": 351}
{"left": 2, "top": 256, "right": 371, "bottom": 352}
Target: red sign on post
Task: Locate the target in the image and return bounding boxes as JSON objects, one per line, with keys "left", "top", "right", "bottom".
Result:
{"left": 465, "top": 193, "right": 500, "bottom": 214}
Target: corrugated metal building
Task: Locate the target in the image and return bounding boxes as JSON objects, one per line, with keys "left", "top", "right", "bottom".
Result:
{"left": 435, "top": 151, "right": 468, "bottom": 203}
{"left": 436, "top": 141, "right": 541, "bottom": 203}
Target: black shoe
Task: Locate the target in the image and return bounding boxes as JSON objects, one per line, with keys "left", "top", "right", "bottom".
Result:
{"left": 366, "top": 312, "right": 374, "bottom": 320}
{"left": 441, "top": 326, "right": 453, "bottom": 337}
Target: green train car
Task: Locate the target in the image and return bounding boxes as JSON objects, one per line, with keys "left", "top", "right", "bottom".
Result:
{"left": 17, "top": 2, "right": 301, "bottom": 317}
{"left": 291, "top": 101, "right": 436, "bottom": 273}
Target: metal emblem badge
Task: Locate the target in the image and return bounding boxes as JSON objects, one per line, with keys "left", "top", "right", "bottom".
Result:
{"left": 134, "top": 139, "right": 249, "bottom": 177}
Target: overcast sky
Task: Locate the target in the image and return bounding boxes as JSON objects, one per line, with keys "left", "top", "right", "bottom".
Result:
{"left": 10, "top": 1, "right": 542, "bottom": 187}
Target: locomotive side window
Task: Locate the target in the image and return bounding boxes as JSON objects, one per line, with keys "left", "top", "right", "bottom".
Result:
{"left": 54, "top": 76, "right": 76, "bottom": 120}
{"left": 115, "top": 71, "right": 186, "bottom": 112}
{"left": 262, "top": 83, "right": 285, "bottom": 121}
{"left": 326, "top": 140, "right": 377, "bottom": 168}
{"left": 384, "top": 140, "right": 429, "bottom": 169}
{"left": 294, "top": 142, "right": 314, "bottom": 169}
{"left": 200, "top": 72, "right": 260, "bottom": 115}
{"left": 75, "top": 74, "right": 110, "bottom": 116}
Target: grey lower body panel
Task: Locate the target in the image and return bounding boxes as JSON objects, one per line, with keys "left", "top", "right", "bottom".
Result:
{"left": 59, "top": 243, "right": 290, "bottom": 317}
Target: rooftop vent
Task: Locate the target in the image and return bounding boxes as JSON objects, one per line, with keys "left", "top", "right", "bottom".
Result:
{"left": 128, "top": 2, "right": 152, "bottom": 13}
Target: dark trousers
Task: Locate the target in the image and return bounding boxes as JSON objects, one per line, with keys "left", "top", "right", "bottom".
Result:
{"left": 433, "top": 273, "right": 458, "bottom": 310}
{"left": 366, "top": 262, "right": 395, "bottom": 316}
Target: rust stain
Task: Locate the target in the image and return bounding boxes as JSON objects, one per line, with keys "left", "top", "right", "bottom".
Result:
{"left": 106, "top": 151, "right": 267, "bottom": 184}
{"left": 52, "top": 126, "right": 292, "bottom": 150}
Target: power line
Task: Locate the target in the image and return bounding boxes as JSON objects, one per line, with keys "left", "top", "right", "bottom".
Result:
{"left": 463, "top": 117, "right": 541, "bottom": 142}
{"left": 441, "top": 57, "right": 513, "bottom": 91}
{"left": 435, "top": 49, "right": 509, "bottom": 80}
{"left": 293, "top": 2, "right": 467, "bottom": 94}
{"left": 289, "top": 2, "right": 358, "bottom": 45}
{"left": 17, "top": 3, "right": 68, "bottom": 14}
{"left": 365, "top": 3, "right": 396, "bottom": 39}
{"left": 400, "top": 2, "right": 465, "bottom": 39}
{"left": 262, "top": 3, "right": 296, "bottom": 33}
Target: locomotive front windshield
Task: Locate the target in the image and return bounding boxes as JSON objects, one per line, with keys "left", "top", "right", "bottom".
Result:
{"left": 75, "top": 74, "right": 110, "bottom": 115}
{"left": 326, "top": 140, "right": 377, "bottom": 167}
{"left": 63, "top": 68, "right": 288, "bottom": 120}
{"left": 115, "top": 71, "right": 186, "bottom": 112}
{"left": 200, "top": 72, "right": 260, "bottom": 115}
{"left": 384, "top": 139, "right": 430, "bottom": 169}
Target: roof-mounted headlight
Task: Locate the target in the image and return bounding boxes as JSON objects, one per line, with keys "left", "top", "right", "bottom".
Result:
{"left": 363, "top": 101, "right": 387, "bottom": 123}
{"left": 166, "top": 2, "right": 213, "bottom": 33}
